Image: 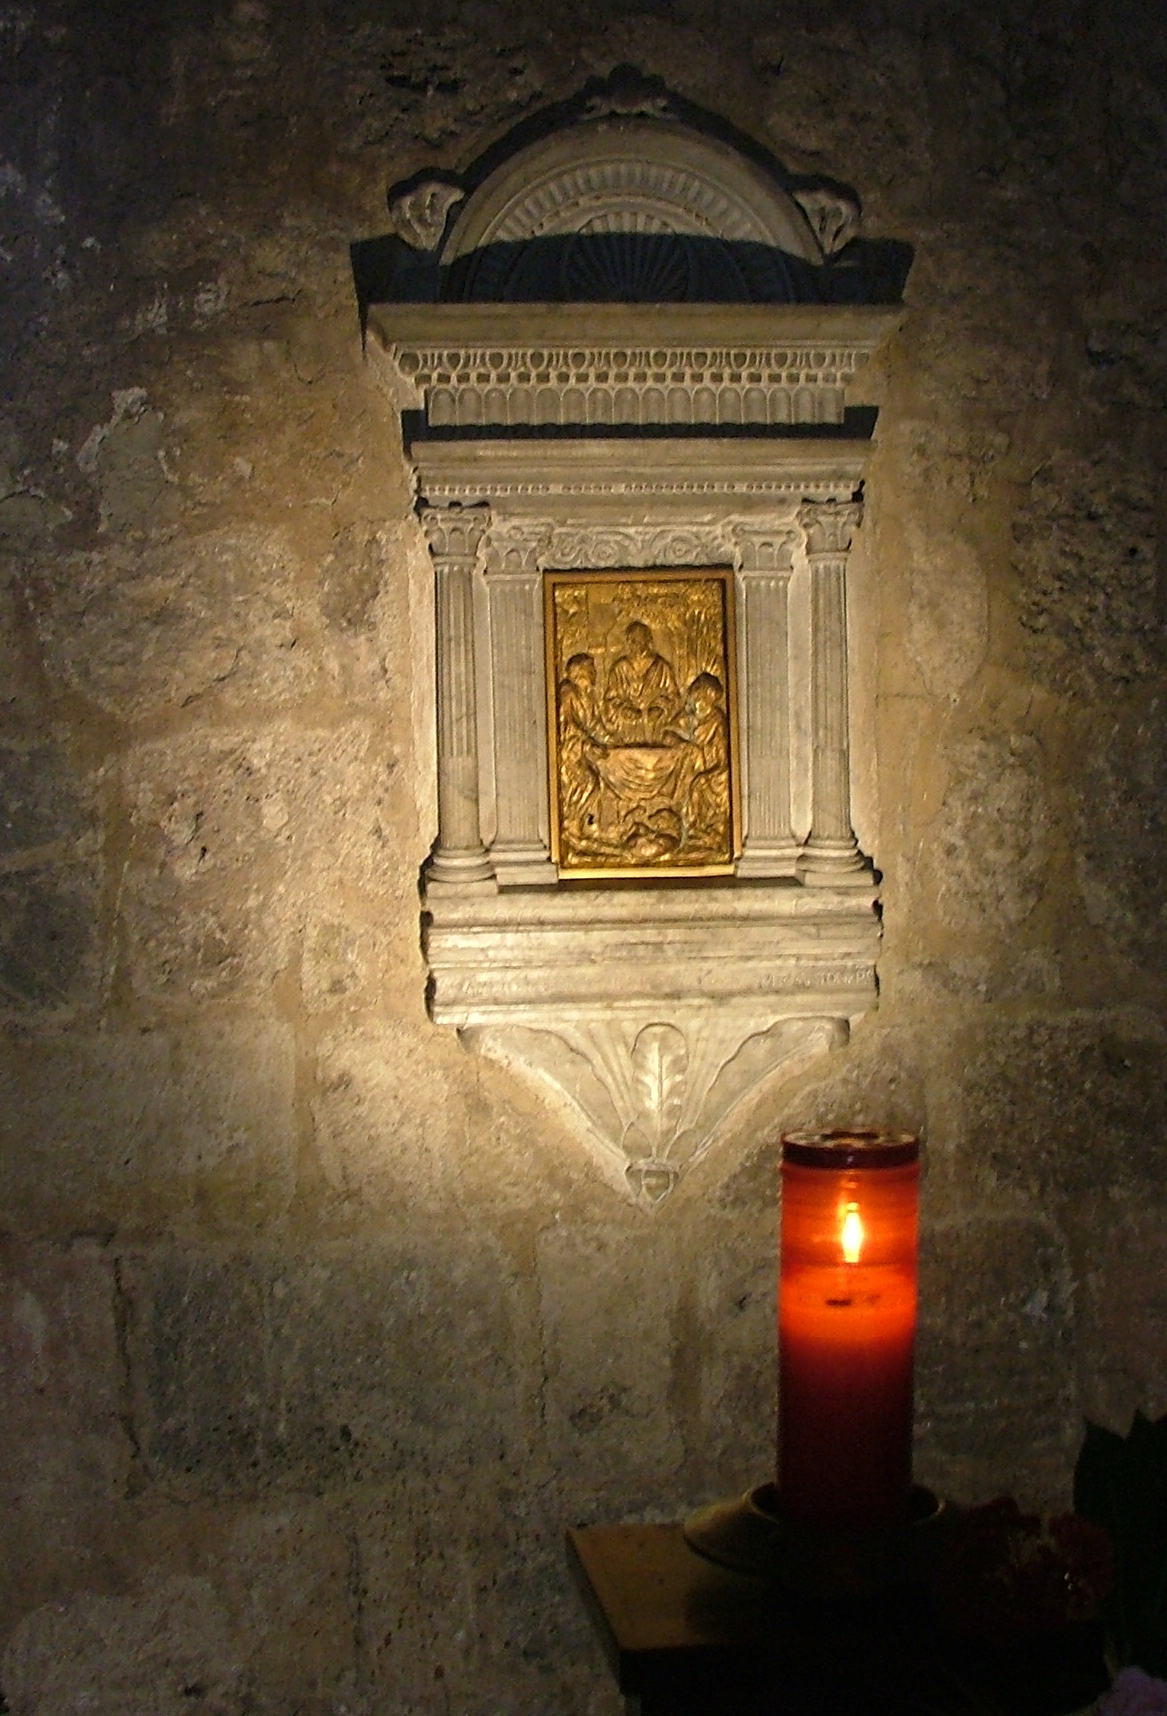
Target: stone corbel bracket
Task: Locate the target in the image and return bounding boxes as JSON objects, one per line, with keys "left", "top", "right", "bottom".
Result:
{"left": 427, "top": 885, "right": 874, "bottom": 1205}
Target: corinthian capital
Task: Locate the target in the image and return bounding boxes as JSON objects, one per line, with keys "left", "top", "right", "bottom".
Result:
{"left": 420, "top": 503, "right": 491, "bottom": 564}
{"left": 798, "top": 498, "right": 863, "bottom": 560}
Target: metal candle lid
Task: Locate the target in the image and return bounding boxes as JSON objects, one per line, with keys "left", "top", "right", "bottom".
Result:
{"left": 780, "top": 1129, "right": 919, "bottom": 1170}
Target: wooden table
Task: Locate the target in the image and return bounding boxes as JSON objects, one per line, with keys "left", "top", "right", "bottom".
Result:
{"left": 567, "top": 1522, "right": 1109, "bottom": 1716}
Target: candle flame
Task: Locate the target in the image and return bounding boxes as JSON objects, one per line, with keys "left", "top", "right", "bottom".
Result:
{"left": 840, "top": 1202, "right": 864, "bottom": 1264}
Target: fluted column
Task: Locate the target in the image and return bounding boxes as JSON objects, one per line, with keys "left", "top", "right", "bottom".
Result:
{"left": 421, "top": 504, "right": 494, "bottom": 886}
{"left": 798, "top": 499, "right": 868, "bottom": 883}
{"left": 483, "top": 523, "right": 556, "bottom": 885}
{"left": 733, "top": 523, "right": 802, "bottom": 877}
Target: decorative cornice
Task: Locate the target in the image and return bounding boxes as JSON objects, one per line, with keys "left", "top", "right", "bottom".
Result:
{"left": 368, "top": 304, "right": 902, "bottom": 430}
{"left": 411, "top": 438, "right": 868, "bottom": 508}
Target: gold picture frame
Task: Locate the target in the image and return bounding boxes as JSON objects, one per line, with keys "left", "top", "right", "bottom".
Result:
{"left": 544, "top": 567, "right": 742, "bottom": 879}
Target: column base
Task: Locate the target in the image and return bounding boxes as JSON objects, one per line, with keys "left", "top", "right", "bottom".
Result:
{"left": 736, "top": 838, "right": 803, "bottom": 879}
{"left": 425, "top": 846, "right": 496, "bottom": 888}
{"left": 490, "top": 843, "right": 559, "bottom": 887}
{"left": 798, "top": 837, "right": 873, "bottom": 887}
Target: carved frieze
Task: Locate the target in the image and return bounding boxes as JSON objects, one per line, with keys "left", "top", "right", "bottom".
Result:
{"left": 368, "top": 303, "right": 899, "bottom": 430}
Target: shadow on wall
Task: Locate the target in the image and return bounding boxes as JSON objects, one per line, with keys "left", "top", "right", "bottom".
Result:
{"left": 351, "top": 230, "right": 915, "bottom": 319}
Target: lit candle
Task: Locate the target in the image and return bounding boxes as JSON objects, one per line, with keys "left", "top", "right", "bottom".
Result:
{"left": 778, "top": 1130, "right": 920, "bottom": 1531}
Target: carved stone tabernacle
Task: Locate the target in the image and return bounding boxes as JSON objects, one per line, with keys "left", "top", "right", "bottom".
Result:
{"left": 365, "top": 72, "right": 904, "bottom": 1203}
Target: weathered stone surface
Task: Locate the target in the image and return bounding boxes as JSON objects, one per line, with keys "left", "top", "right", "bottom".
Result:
{"left": 0, "top": 1240, "right": 133, "bottom": 1623}
{"left": 121, "top": 723, "right": 410, "bottom": 1003}
{"left": 536, "top": 1221, "right": 684, "bottom": 1506}
{"left": 903, "top": 526, "right": 989, "bottom": 699}
{"left": 1, "top": 0, "right": 1167, "bottom": 1704}
{"left": 915, "top": 1215, "right": 1078, "bottom": 1511}
{"left": 1, "top": 1578, "right": 242, "bottom": 1716}
{"left": 218, "top": 1507, "right": 356, "bottom": 1703}
{"left": 671, "top": 1206, "right": 777, "bottom": 1494}
{"left": 31, "top": 530, "right": 314, "bottom": 721}
{"left": 125, "top": 1242, "right": 521, "bottom": 1496}
{"left": 354, "top": 1475, "right": 613, "bottom": 1716}
{"left": 1072, "top": 710, "right": 1167, "bottom": 974}
{"left": 955, "top": 1011, "right": 1167, "bottom": 1209}
{"left": 311, "top": 1022, "right": 469, "bottom": 1211}
{"left": 1073, "top": 1209, "right": 1167, "bottom": 1433}
{"left": 0, "top": 1022, "right": 296, "bottom": 1232}
{"left": 76, "top": 388, "right": 174, "bottom": 535}
{"left": 0, "top": 740, "right": 89, "bottom": 855}
{"left": 1013, "top": 449, "right": 1161, "bottom": 697}
{"left": 0, "top": 861, "right": 101, "bottom": 1016}
{"left": 930, "top": 732, "right": 1049, "bottom": 932}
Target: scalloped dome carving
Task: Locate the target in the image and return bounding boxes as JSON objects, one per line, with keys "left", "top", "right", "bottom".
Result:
{"left": 440, "top": 119, "right": 822, "bottom": 303}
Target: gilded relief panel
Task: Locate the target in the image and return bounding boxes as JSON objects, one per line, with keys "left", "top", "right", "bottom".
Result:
{"left": 545, "top": 568, "right": 741, "bottom": 877}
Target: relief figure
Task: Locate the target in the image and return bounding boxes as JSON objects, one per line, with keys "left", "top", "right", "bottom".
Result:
{"left": 678, "top": 672, "right": 730, "bottom": 850}
{"left": 556, "top": 652, "right": 607, "bottom": 842}
{"left": 602, "top": 622, "right": 682, "bottom": 743}
{"left": 554, "top": 617, "right": 733, "bottom": 868}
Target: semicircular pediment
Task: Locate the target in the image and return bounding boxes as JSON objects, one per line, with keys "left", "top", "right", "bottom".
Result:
{"left": 444, "top": 121, "right": 822, "bottom": 261}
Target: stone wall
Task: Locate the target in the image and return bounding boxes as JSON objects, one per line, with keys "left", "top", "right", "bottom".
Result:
{"left": 2, "top": 1, "right": 1166, "bottom": 1710}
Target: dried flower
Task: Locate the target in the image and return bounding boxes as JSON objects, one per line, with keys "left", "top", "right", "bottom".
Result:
{"left": 932, "top": 1496, "right": 1115, "bottom": 1645}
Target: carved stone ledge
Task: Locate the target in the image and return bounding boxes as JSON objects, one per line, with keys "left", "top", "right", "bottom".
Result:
{"left": 410, "top": 438, "right": 868, "bottom": 510}
{"left": 426, "top": 883, "right": 877, "bottom": 1204}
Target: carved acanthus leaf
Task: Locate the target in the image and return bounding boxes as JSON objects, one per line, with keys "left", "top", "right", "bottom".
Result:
{"left": 798, "top": 498, "right": 863, "bottom": 559}
{"left": 457, "top": 1007, "right": 856, "bottom": 1205}
{"left": 626, "top": 1024, "right": 688, "bottom": 1154}
{"left": 420, "top": 502, "right": 491, "bottom": 562}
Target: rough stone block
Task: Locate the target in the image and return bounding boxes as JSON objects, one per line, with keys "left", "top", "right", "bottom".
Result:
{"left": 536, "top": 1220, "right": 684, "bottom": 1504}
{"left": 903, "top": 524, "right": 988, "bottom": 699}
{"left": 0, "top": 861, "right": 101, "bottom": 1015}
{"left": 955, "top": 1012, "right": 1167, "bottom": 1208}
{"left": 0, "top": 1021, "right": 296, "bottom": 1231}
{"left": 311, "top": 1022, "right": 471, "bottom": 1210}
{"left": 125, "top": 1241, "right": 521, "bottom": 1496}
{"left": 0, "top": 1239, "right": 133, "bottom": 1624}
{"left": 354, "top": 1476, "right": 613, "bottom": 1716}
{"left": 924, "top": 733, "right": 1049, "bottom": 933}
{"left": 0, "top": 740, "right": 89, "bottom": 856}
{"left": 1073, "top": 1209, "right": 1167, "bottom": 1433}
{"left": 121, "top": 723, "right": 408, "bottom": 1003}
{"left": 915, "top": 1215, "right": 1077, "bottom": 1510}
{"left": 32, "top": 530, "right": 315, "bottom": 720}
{"left": 679, "top": 1209, "right": 776, "bottom": 1492}
{"left": 1013, "top": 448, "right": 1159, "bottom": 697}
{"left": 219, "top": 1506, "right": 356, "bottom": 1702}
{"left": 1072, "top": 712, "right": 1167, "bottom": 974}
{"left": 1, "top": 1577, "right": 242, "bottom": 1716}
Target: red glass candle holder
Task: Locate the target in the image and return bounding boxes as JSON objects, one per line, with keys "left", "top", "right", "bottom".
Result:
{"left": 778, "top": 1129, "right": 920, "bottom": 1531}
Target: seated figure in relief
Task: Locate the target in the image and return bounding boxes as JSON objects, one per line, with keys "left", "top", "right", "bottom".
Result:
{"left": 602, "top": 621, "right": 682, "bottom": 744}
